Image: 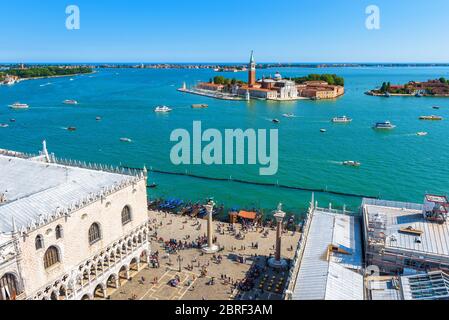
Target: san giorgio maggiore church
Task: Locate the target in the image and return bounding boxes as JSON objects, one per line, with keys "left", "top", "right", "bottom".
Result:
{"left": 0, "top": 142, "right": 150, "bottom": 300}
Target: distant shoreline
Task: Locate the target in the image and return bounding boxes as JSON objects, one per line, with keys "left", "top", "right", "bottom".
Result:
{"left": 18, "top": 70, "right": 96, "bottom": 82}
{"left": 3, "top": 63, "right": 449, "bottom": 71}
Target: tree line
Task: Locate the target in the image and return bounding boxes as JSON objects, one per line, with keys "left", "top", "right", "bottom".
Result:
{"left": 211, "top": 76, "right": 246, "bottom": 86}
{"left": 290, "top": 74, "right": 344, "bottom": 86}
{"left": 0, "top": 66, "right": 93, "bottom": 79}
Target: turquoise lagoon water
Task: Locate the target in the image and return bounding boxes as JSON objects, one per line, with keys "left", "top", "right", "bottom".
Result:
{"left": 1, "top": 67, "right": 449, "bottom": 217}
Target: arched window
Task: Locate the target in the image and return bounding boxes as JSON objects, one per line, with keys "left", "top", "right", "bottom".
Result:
{"left": 0, "top": 273, "right": 21, "bottom": 300}
{"left": 88, "top": 223, "right": 101, "bottom": 245}
{"left": 55, "top": 225, "right": 63, "bottom": 239}
{"left": 44, "top": 246, "right": 60, "bottom": 269}
{"left": 121, "top": 206, "right": 132, "bottom": 225}
{"left": 35, "top": 235, "right": 44, "bottom": 250}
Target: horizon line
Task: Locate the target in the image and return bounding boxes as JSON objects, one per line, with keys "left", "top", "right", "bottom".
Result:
{"left": 2, "top": 61, "right": 449, "bottom": 65}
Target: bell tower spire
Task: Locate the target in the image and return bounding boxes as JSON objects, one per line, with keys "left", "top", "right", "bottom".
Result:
{"left": 248, "top": 50, "right": 256, "bottom": 87}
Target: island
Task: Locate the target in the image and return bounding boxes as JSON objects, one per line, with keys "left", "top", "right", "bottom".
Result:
{"left": 366, "top": 78, "right": 449, "bottom": 97}
{"left": 178, "top": 51, "right": 345, "bottom": 101}
{"left": 0, "top": 65, "right": 93, "bottom": 85}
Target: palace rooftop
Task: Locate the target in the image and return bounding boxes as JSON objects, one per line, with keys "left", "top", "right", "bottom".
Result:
{"left": 292, "top": 207, "right": 363, "bottom": 300}
{"left": 0, "top": 148, "right": 143, "bottom": 234}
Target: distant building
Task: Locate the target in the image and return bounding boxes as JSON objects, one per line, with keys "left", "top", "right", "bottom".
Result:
{"left": 362, "top": 195, "right": 449, "bottom": 275}
{"left": 192, "top": 51, "right": 344, "bottom": 101}
{"left": 197, "top": 82, "right": 225, "bottom": 92}
{"left": 248, "top": 50, "right": 256, "bottom": 87}
{"left": 0, "top": 144, "right": 150, "bottom": 300}
{"left": 297, "top": 82, "right": 345, "bottom": 99}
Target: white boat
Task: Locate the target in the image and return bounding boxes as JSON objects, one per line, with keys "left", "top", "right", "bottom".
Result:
{"left": 0, "top": 124, "right": 9, "bottom": 128}
{"left": 343, "top": 161, "right": 361, "bottom": 167}
{"left": 63, "top": 99, "right": 78, "bottom": 105}
{"left": 417, "top": 132, "right": 428, "bottom": 136}
{"left": 373, "top": 121, "right": 396, "bottom": 130}
{"left": 332, "top": 116, "right": 352, "bottom": 123}
{"left": 120, "top": 138, "right": 132, "bottom": 143}
{"left": 282, "top": 113, "right": 295, "bottom": 118}
{"left": 154, "top": 106, "right": 172, "bottom": 113}
{"left": 272, "top": 119, "right": 280, "bottom": 124}
{"left": 5, "top": 79, "right": 16, "bottom": 86}
{"left": 320, "top": 129, "right": 327, "bottom": 133}
{"left": 9, "top": 102, "right": 29, "bottom": 109}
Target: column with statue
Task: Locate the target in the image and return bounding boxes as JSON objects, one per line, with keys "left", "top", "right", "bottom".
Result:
{"left": 202, "top": 199, "right": 219, "bottom": 254}
{"left": 268, "top": 203, "right": 288, "bottom": 269}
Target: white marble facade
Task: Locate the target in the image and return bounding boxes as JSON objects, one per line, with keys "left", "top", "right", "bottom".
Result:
{"left": 0, "top": 145, "right": 150, "bottom": 300}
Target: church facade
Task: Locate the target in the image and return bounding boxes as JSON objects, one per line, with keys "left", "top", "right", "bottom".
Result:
{"left": 0, "top": 144, "right": 150, "bottom": 300}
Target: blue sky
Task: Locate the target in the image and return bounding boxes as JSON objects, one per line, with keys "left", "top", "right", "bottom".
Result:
{"left": 1, "top": 0, "right": 449, "bottom": 63}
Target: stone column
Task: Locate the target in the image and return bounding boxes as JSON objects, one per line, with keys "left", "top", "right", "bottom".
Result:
{"left": 275, "top": 218, "right": 282, "bottom": 261}
{"left": 268, "top": 203, "right": 288, "bottom": 269}
{"left": 202, "top": 200, "right": 219, "bottom": 254}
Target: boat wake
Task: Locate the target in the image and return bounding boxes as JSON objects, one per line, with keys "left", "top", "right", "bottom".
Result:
{"left": 327, "top": 160, "right": 344, "bottom": 165}
{"left": 40, "top": 83, "right": 52, "bottom": 87}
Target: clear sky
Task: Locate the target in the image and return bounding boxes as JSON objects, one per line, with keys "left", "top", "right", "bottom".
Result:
{"left": 1, "top": 0, "right": 449, "bottom": 63}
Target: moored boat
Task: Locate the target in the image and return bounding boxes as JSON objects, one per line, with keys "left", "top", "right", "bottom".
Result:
{"left": 320, "top": 128, "right": 327, "bottom": 133}
{"left": 0, "top": 123, "right": 9, "bottom": 128}
{"left": 282, "top": 113, "right": 295, "bottom": 118}
{"left": 120, "top": 138, "right": 132, "bottom": 143}
{"left": 272, "top": 119, "right": 280, "bottom": 124}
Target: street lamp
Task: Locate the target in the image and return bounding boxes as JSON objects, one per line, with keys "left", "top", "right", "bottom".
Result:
{"left": 268, "top": 203, "right": 288, "bottom": 269}
{"left": 177, "top": 256, "right": 183, "bottom": 272}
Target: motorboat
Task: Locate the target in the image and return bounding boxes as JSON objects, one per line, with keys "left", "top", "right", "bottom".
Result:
{"left": 120, "top": 138, "right": 132, "bottom": 143}
{"left": 332, "top": 116, "right": 352, "bottom": 123}
{"left": 433, "top": 106, "right": 441, "bottom": 110}
{"left": 0, "top": 123, "right": 9, "bottom": 128}
{"left": 343, "top": 161, "right": 361, "bottom": 167}
{"left": 192, "top": 104, "right": 208, "bottom": 109}
{"left": 10, "top": 119, "right": 16, "bottom": 123}
{"left": 373, "top": 121, "right": 396, "bottom": 130}
{"left": 417, "top": 132, "right": 428, "bottom": 136}
{"left": 320, "top": 129, "right": 327, "bottom": 133}
{"left": 282, "top": 113, "right": 295, "bottom": 118}
{"left": 148, "top": 183, "right": 158, "bottom": 189}
{"left": 419, "top": 115, "right": 443, "bottom": 121}
{"left": 67, "top": 127, "right": 77, "bottom": 132}
{"left": 9, "top": 102, "right": 29, "bottom": 109}
{"left": 96, "top": 116, "right": 102, "bottom": 121}
{"left": 155, "top": 106, "right": 172, "bottom": 113}
{"left": 272, "top": 119, "right": 280, "bottom": 124}
{"left": 63, "top": 99, "right": 78, "bottom": 105}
